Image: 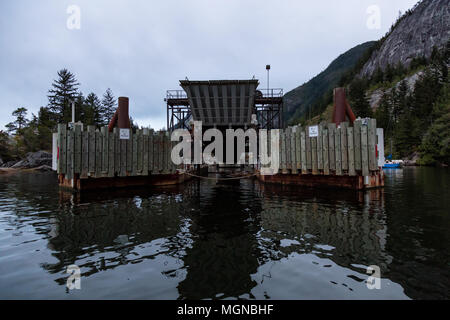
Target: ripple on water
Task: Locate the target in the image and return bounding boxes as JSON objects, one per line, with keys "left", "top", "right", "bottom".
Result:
{"left": 0, "top": 170, "right": 449, "bottom": 299}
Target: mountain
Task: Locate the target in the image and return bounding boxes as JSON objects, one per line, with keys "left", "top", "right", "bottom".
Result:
{"left": 284, "top": 41, "right": 376, "bottom": 124}
{"left": 360, "top": 0, "right": 450, "bottom": 78}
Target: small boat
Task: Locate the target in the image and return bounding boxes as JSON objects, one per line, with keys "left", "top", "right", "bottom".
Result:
{"left": 383, "top": 162, "right": 402, "bottom": 169}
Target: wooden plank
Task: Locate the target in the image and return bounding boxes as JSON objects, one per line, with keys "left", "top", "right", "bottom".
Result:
{"left": 291, "top": 127, "right": 298, "bottom": 174}
{"left": 148, "top": 131, "right": 154, "bottom": 173}
{"left": 335, "top": 127, "right": 342, "bottom": 176}
{"left": 171, "top": 133, "right": 177, "bottom": 173}
{"left": 368, "top": 118, "right": 377, "bottom": 171}
{"left": 57, "top": 124, "right": 66, "bottom": 174}
{"left": 66, "top": 129, "right": 74, "bottom": 180}
{"left": 327, "top": 123, "right": 336, "bottom": 171}
{"left": 95, "top": 130, "right": 101, "bottom": 178}
{"left": 354, "top": 120, "right": 362, "bottom": 171}
{"left": 280, "top": 131, "right": 286, "bottom": 172}
{"left": 156, "top": 133, "right": 161, "bottom": 173}
{"left": 317, "top": 124, "right": 323, "bottom": 171}
{"left": 165, "top": 132, "right": 171, "bottom": 173}
{"left": 323, "top": 129, "right": 330, "bottom": 175}
{"left": 161, "top": 132, "right": 167, "bottom": 174}
{"left": 108, "top": 131, "right": 115, "bottom": 177}
{"left": 306, "top": 127, "right": 312, "bottom": 170}
{"left": 127, "top": 130, "right": 133, "bottom": 173}
{"left": 295, "top": 126, "right": 301, "bottom": 170}
{"left": 74, "top": 125, "right": 82, "bottom": 174}
{"left": 88, "top": 126, "right": 96, "bottom": 174}
{"left": 101, "top": 127, "right": 108, "bottom": 174}
{"left": 340, "top": 122, "right": 348, "bottom": 172}
{"left": 300, "top": 130, "right": 307, "bottom": 174}
{"left": 285, "top": 128, "right": 291, "bottom": 170}
{"left": 143, "top": 129, "right": 149, "bottom": 176}
{"left": 347, "top": 127, "right": 356, "bottom": 176}
{"left": 81, "top": 130, "right": 89, "bottom": 178}
{"left": 120, "top": 133, "right": 127, "bottom": 177}
{"left": 114, "top": 128, "right": 120, "bottom": 176}
{"left": 311, "top": 135, "right": 318, "bottom": 175}
{"left": 132, "top": 132, "right": 138, "bottom": 176}
{"left": 138, "top": 130, "right": 144, "bottom": 174}
{"left": 153, "top": 134, "right": 159, "bottom": 174}
{"left": 56, "top": 125, "right": 61, "bottom": 174}
{"left": 361, "top": 125, "right": 369, "bottom": 176}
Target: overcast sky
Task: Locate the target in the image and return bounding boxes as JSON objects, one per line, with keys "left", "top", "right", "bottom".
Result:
{"left": 0, "top": 0, "right": 419, "bottom": 130}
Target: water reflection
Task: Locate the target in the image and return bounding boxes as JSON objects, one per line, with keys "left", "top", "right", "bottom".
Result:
{"left": 0, "top": 168, "right": 449, "bottom": 299}
{"left": 49, "top": 180, "right": 399, "bottom": 299}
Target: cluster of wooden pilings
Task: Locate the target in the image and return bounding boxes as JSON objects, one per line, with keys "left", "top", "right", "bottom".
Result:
{"left": 258, "top": 118, "right": 384, "bottom": 190}
{"left": 56, "top": 124, "right": 189, "bottom": 190}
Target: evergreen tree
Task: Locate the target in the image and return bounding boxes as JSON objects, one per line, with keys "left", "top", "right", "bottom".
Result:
{"left": 372, "top": 68, "right": 384, "bottom": 84}
{"left": 374, "top": 91, "right": 391, "bottom": 132}
{"left": 130, "top": 117, "right": 139, "bottom": 132}
{"left": 47, "top": 69, "right": 80, "bottom": 124}
{"left": 74, "top": 92, "right": 86, "bottom": 123}
{"left": 393, "top": 112, "right": 421, "bottom": 157}
{"left": 411, "top": 68, "right": 442, "bottom": 130}
{"left": 101, "top": 88, "right": 117, "bottom": 125}
{"left": 348, "top": 79, "right": 372, "bottom": 118}
{"left": 21, "top": 115, "right": 41, "bottom": 153}
{"left": 391, "top": 80, "right": 409, "bottom": 124}
{"left": 35, "top": 107, "right": 54, "bottom": 151}
{"left": 419, "top": 80, "right": 450, "bottom": 165}
{"left": 84, "top": 92, "right": 102, "bottom": 126}
{"left": 0, "top": 131, "right": 12, "bottom": 161}
{"left": 385, "top": 64, "right": 394, "bottom": 83}
{"left": 6, "top": 107, "right": 28, "bottom": 135}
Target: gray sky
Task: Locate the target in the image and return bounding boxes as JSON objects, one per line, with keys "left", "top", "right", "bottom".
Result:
{"left": 0, "top": 0, "right": 418, "bottom": 130}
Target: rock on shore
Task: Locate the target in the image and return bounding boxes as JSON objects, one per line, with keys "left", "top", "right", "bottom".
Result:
{"left": 0, "top": 151, "right": 52, "bottom": 169}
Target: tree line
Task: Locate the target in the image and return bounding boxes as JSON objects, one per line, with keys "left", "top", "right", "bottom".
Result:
{"left": 0, "top": 69, "right": 130, "bottom": 162}
{"left": 373, "top": 44, "right": 450, "bottom": 165}
{"left": 296, "top": 38, "right": 449, "bottom": 166}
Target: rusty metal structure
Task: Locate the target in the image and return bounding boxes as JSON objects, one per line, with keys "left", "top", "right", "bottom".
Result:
{"left": 108, "top": 97, "right": 131, "bottom": 132}
{"left": 332, "top": 87, "right": 356, "bottom": 126}
{"left": 166, "top": 79, "right": 283, "bottom": 131}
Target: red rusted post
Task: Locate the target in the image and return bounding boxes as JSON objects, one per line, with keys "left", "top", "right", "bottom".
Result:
{"left": 333, "top": 88, "right": 356, "bottom": 125}
{"left": 117, "top": 97, "right": 130, "bottom": 129}
{"left": 333, "top": 88, "right": 347, "bottom": 125}
{"left": 345, "top": 100, "right": 356, "bottom": 124}
{"left": 108, "top": 97, "right": 131, "bottom": 132}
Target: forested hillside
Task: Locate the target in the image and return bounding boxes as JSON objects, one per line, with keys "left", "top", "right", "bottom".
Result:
{"left": 288, "top": 0, "right": 449, "bottom": 165}
{"left": 284, "top": 41, "right": 376, "bottom": 125}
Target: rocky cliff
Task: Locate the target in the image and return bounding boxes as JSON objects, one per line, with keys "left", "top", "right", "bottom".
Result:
{"left": 368, "top": 70, "right": 424, "bottom": 110}
{"left": 360, "top": 0, "right": 450, "bottom": 78}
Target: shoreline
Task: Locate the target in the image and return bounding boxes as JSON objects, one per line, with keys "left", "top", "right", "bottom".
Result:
{"left": 0, "top": 166, "right": 54, "bottom": 175}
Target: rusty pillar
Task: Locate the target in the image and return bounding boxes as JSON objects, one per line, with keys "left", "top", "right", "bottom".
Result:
{"left": 333, "top": 88, "right": 356, "bottom": 126}
{"left": 108, "top": 97, "right": 131, "bottom": 132}
{"left": 333, "top": 88, "right": 347, "bottom": 126}
{"left": 117, "top": 97, "right": 131, "bottom": 129}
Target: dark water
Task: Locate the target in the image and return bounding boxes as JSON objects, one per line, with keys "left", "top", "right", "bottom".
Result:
{"left": 0, "top": 168, "right": 449, "bottom": 300}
